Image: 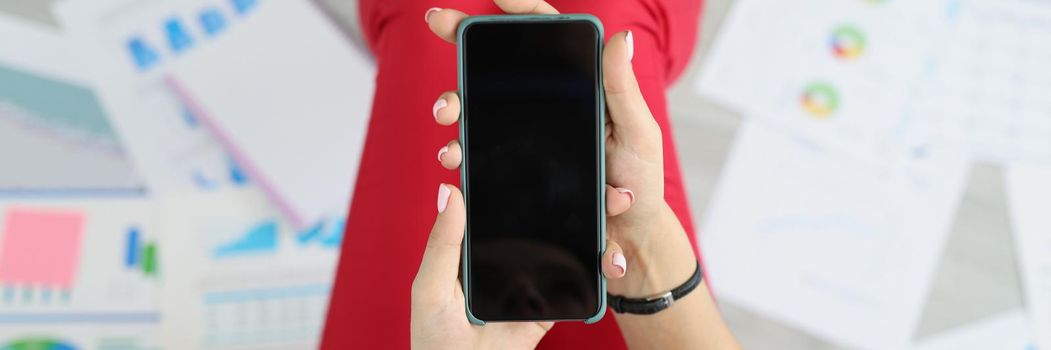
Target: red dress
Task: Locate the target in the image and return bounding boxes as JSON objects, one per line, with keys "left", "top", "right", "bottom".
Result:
{"left": 323, "top": 0, "right": 704, "bottom": 348}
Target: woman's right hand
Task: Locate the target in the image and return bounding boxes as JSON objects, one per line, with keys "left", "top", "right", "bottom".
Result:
{"left": 426, "top": 0, "right": 698, "bottom": 301}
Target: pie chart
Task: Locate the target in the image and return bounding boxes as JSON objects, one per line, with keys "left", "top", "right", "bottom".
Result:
{"left": 2, "top": 337, "right": 77, "bottom": 350}
{"left": 801, "top": 82, "right": 840, "bottom": 118}
{"left": 830, "top": 25, "right": 866, "bottom": 60}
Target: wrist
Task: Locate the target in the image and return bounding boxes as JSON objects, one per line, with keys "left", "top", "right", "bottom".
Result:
{"left": 608, "top": 203, "right": 698, "bottom": 298}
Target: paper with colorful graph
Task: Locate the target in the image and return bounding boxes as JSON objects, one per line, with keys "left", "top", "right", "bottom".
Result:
{"left": 697, "top": 0, "right": 1051, "bottom": 165}
{"left": 696, "top": 0, "right": 947, "bottom": 162}
{"left": 55, "top": 0, "right": 255, "bottom": 194}
{"left": 164, "top": 0, "right": 374, "bottom": 229}
{"left": 0, "top": 13, "right": 141, "bottom": 193}
{"left": 158, "top": 189, "right": 342, "bottom": 349}
{"left": 0, "top": 196, "right": 161, "bottom": 349}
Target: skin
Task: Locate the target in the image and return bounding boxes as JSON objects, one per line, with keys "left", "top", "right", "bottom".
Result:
{"left": 413, "top": 0, "right": 742, "bottom": 348}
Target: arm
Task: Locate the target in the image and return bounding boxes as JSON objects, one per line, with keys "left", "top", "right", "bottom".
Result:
{"left": 612, "top": 205, "right": 739, "bottom": 349}
{"left": 599, "top": 21, "right": 740, "bottom": 349}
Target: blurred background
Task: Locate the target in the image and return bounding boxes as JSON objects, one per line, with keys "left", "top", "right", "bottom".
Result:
{"left": 0, "top": 0, "right": 1048, "bottom": 349}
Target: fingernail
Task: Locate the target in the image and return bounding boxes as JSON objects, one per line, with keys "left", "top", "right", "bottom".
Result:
{"left": 425, "top": 7, "right": 442, "bottom": 23}
{"left": 432, "top": 98, "right": 447, "bottom": 121}
{"left": 616, "top": 187, "right": 635, "bottom": 204}
{"left": 612, "top": 252, "right": 627, "bottom": 275}
{"left": 437, "top": 146, "right": 449, "bottom": 163}
{"left": 437, "top": 184, "right": 451, "bottom": 213}
{"left": 625, "top": 30, "right": 634, "bottom": 62}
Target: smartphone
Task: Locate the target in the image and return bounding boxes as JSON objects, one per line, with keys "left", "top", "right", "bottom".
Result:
{"left": 457, "top": 15, "right": 605, "bottom": 324}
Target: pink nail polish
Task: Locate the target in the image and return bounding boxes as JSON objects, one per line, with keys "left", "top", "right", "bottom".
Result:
{"left": 625, "top": 30, "right": 634, "bottom": 62}
{"left": 612, "top": 252, "right": 627, "bottom": 275}
{"left": 432, "top": 98, "right": 447, "bottom": 121}
{"left": 437, "top": 146, "right": 449, "bottom": 163}
{"left": 437, "top": 184, "right": 451, "bottom": 213}
{"left": 616, "top": 187, "right": 635, "bottom": 204}
{"left": 425, "top": 7, "right": 442, "bottom": 23}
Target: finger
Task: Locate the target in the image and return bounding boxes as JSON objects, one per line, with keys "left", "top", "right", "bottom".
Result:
{"left": 602, "top": 240, "right": 627, "bottom": 279}
{"left": 536, "top": 322, "right": 554, "bottom": 332}
{"left": 426, "top": 8, "right": 470, "bottom": 44}
{"left": 433, "top": 91, "right": 461, "bottom": 126}
{"left": 603, "top": 31, "right": 659, "bottom": 139}
{"left": 493, "top": 0, "right": 559, "bottom": 14}
{"left": 605, "top": 185, "right": 634, "bottom": 216}
{"left": 437, "top": 140, "right": 462, "bottom": 170}
{"left": 412, "top": 184, "right": 466, "bottom": 302}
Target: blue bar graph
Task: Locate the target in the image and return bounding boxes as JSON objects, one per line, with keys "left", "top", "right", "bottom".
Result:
{"left": 125, "top": 227, "right": 139, "bottom": 268}
{"left": 294, "top": 218, "right": 343, "bottom": 249}
{"left": 212, "top": 220, "right": 279, "bottom": 258}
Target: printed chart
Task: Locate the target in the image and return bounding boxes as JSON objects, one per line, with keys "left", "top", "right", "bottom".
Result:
{"left": 0, "top": 196, "right": 160, "bottom": 349}
{"left": 0, "top": 209, "right": 84, "bottom": 302}
{"left": 55, "top": 0, "right": 255, "bottom": 193}
{"left": 159, "top": 190, "right": 339, "bottom": 349}
{"left": 700, "top": 122, "right": 968, "bottom": 348}
{"left": 696, "top": 0, "right": 949, "bottom": 164}
{"left": 0, "top": 323, "right": 160, "bottom": 350}
{"left": 912, "top": 0, "right": 1051, "bottom": 164}
{"left": 0, "top": 17, "right": 140, "bottom": 193}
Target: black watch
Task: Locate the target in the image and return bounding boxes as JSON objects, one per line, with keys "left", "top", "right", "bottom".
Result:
{"left": 607, "top": 261, "right": 702, "bottom": 315}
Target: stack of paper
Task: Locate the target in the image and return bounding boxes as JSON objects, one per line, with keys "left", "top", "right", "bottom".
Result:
{"left": 695, "top": 0, "right": 1051, "bottom": 347}
{"left": 1, "top": 0, "right": 376, "bottom": 348}
{"left": 0, "top": 13, "right": 158, "bottom": 348}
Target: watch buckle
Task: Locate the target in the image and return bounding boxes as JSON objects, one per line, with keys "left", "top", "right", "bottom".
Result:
{"left": 647, "top": 291, "right": 675, "bottom": 308}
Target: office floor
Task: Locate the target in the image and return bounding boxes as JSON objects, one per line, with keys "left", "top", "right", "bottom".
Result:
{"left": 11, "top": 0, "right": 1023, "bottom": 348}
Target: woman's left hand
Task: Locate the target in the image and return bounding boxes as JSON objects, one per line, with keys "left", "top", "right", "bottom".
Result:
{"left": 412, "top": 183, "right": 628, "bottom": 349}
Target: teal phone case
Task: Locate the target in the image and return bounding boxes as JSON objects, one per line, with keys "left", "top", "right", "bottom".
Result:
{"left": 457, "top": 14, "right": 606, "bottom": 326}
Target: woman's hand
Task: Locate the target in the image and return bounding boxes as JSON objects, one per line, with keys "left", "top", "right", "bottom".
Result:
{"left": 425, "top": 0, "right": 698, "bottom": 301}
{"left": 412, "top": 1, "right": 638, "bottom": 349}
{"left": 411, "top": 184, "right": 551, "bottom": 349}
{"left": 416, "top": 2, "right": 740, "bottom": 348}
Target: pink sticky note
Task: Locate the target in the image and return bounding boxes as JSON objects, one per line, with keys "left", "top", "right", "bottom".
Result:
{"left": 0, "top": 208, "right": 85, "bottom": 289}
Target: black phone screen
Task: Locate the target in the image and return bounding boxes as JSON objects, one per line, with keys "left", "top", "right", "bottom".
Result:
{"left": 461, "top": 19, "right": 602, "bottom": 321}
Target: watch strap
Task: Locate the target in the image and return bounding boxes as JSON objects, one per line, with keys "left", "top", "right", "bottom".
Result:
{"left": 607, "top": 261, "right": 702, "bottom": 315}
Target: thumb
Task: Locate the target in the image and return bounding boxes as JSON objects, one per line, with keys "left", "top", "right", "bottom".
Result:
{"left": 603, "top": 31, "right": 660, "bottom": 143}
{"left": 412, "top": 184, "right": 466, "bottom": 302}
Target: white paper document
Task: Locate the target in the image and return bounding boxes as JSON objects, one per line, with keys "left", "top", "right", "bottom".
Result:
{"left": 0, "top": 195, "right": 161, "bottom": 348}
{"left": 913, "top": 0, "right": 1051, "bottom": 164}
{"left": 0, "top": 323, "right": 160, "bottom": 350}
{"left": 0, "top": 14, "right": 140, "bottom": 193}
{"left": 167, "top": 0, "right": 375, "bottom": 228}
{"left": 695, "top": 0, "right": 946, "bottom": 162}
{"left": 697, "top": 0, "right": 1051, "bottom": 164}
{"left": 158, "top": 190, "right": 341, "bottom": 349}
{"left": 1005, "top": 164, "right": 1051, "bottom": 350}
{"left": 55, "top": 0, "right": 256, "bottom": 194}
{"left": 911, "top": 310, "right": 1035, "bottom": 350}
{"left": 700, "top": 121, "right": 968, "bottom": 348}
